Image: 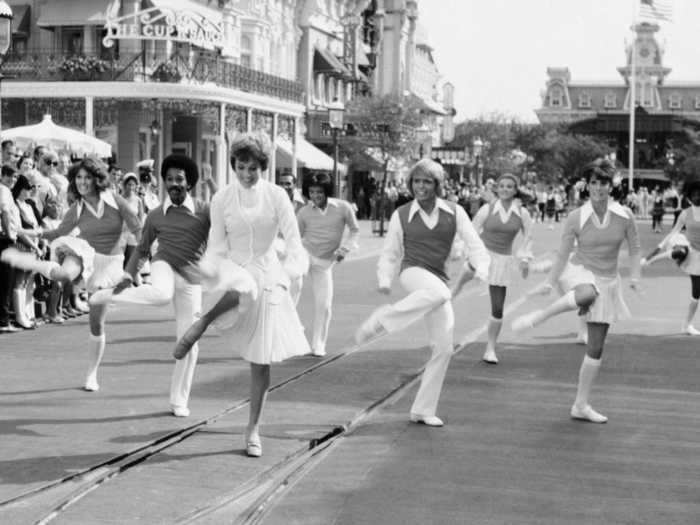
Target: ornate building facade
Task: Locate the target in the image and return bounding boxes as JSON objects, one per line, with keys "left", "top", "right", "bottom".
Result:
{"left": 536, "top": 22, "right": 700, "bottom": 184}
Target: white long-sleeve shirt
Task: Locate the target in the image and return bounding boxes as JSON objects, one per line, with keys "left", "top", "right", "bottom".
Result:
{"left": 377, "top": 198, "right": 490, "bottom": 288}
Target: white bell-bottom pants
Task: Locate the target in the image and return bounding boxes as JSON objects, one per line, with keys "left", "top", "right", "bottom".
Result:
{"left": 110, "top": 260, "right": 201, "bottom": 409}
{"left": 375, "top": 266, "right": 454, "bottom": 417}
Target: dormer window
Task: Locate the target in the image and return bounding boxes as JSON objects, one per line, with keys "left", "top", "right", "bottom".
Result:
{"left": 604, "top": 93, "right": 617, "bottom": 109}
{"left": 578, "top": 93, "right": 591, "bottom": 108}
{"left": 669, "top": 93, "right": 682, "bottom": 109}
{"left": 549, "top": 86, "right": 564, "bottom": 107}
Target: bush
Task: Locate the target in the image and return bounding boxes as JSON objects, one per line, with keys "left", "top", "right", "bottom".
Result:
{"left": 59, "top": 56, "right": 109, "bottom": 79}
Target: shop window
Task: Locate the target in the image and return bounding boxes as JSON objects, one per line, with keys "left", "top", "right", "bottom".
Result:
{"left": 549, "top": 86, "right": 563, "bottom": 107}
{"left": 604, "top": 93, "right": 617, "bottom": 109}
{"left": 669, "top": 93, "right": 682, "bottom": 109}
{"left": 61, "top": 27, "right": 84, "bottom": 55}
{"left": 578, "top": 93, "right": 591, "bottom": 108}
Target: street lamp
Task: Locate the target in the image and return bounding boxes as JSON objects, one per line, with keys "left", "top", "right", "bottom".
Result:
{"left": 472, "top": 137, "right": 483, "bottom": 186}
{"left": 0, "top": 1, "right": 13, "bottom": 131}
{"left": 328, "top": 97, "right": 345, "bottom": 197}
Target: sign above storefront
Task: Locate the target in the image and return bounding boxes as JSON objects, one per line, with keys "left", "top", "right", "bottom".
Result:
{"left": 103, "top": 2, "right": 224, "bottom": 50}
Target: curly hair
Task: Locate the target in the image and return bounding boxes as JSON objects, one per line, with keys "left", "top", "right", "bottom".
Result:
{"left": 67, "top": 157, "right": 111, "bottom": 198}
{"left": 303, "top": 172, "right": 334, "bottom": 198}
{"left": 580, "top": 158, "right": 616, "bottom": 184}
{"left": 230, "top": 132, "right": 270, "bottom": 172}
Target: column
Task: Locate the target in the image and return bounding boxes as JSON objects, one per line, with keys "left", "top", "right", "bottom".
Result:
{"left": 269, "top": 113, "right": 278, "bottom": 182}
{"left": 218, "top": 102, "right": 227, "bottom": 188}
{"left": 246, "top": 107, "right": 253, "bottom": 133}
{"left": 85, "top": 96, "right": 94, "bottom": 135}
{"left": 292, "top": 116, "right": 299, "bottom": 184}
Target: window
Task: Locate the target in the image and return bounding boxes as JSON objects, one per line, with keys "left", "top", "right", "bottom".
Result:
{"left": 669, "top": 93, "right": 682, "bottom": 109}
{"left": 240, "top": 34, "right": 252, "bottom": 68}
{"left": 61, "top": 28, "right": 83, "bottom": 55}
{"left": 549, "top": 86, "right": 563, "bottom": 107}
{"left": 695, "top": 95, "right": 700, "bottom": 110}
{"left": 578, "top": 93, "right": 591, "bottom": 108}
{"left": 604, "top": 92, "right": 617, "bottom": 109}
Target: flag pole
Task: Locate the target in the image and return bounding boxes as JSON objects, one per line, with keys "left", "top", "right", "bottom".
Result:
{"left": 628, "top": 1, "right": 637, "bottom": 192}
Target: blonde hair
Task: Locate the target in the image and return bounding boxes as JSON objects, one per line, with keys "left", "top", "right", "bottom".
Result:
{"left": 406, "top": 159, "right": 445, "bottom": 196}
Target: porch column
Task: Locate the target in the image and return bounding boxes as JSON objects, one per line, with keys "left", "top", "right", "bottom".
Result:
{"left": 85, "top": 96, "right": 94, "bottom": 136}
{"left": 292, "top": 116, "right": 299, "bottom": 184}
{"left": 246, "top": 108, "right": 253, "bottom": 133}
{"left": 218, "top": 102, "right": 226, "bottom": 187}
{"left": 270, "top": 112, "right": 278, "bottom": 182}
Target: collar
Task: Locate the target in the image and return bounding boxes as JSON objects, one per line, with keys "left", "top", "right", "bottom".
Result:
{"left": 492, "top": 199, "right": 521, "bottom": 219}
{"left": 76, "top": 190, "right": 118, "bottom": 218}
{"left": 163, "top": 193, "right": 195, "bottom": 215}
{"left": 311, "top": 197, "right": 339, "bottom": 210}
{"left": 408, "top": 198, "right": 454, "bottom": 221}
{"left": 579, "top": 200, "right": 628, "bottom": 229}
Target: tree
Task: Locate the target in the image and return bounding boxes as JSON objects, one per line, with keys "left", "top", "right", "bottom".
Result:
{"left": 342, "top": 93, "right": 425, "bottom": 236}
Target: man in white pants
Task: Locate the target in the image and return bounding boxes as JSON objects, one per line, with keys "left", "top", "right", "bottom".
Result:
{"left": 90, "top": 154, "right": 210, "bottom": 417}
{"left": 296, "top": 173, "right": 359, "bottom": 356}
{"left": 355, "top": 159, "right": 490, "bottom": 426}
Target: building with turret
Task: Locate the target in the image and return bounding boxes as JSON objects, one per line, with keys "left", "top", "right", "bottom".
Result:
{"left": 536, "top": 22, "right": 700, "bottom": 185}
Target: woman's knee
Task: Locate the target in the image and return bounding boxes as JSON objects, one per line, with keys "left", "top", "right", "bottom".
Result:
{"left": 574, "top": 285, "right": 597, "bottom": 308}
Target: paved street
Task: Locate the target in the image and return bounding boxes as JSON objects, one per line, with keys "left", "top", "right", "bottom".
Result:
{"left": 1, "top": 219, "right": 699, "bottom": 524}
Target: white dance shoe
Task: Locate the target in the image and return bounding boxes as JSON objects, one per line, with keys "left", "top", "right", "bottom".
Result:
{"left": 171, "top": 406, "right": 191, "bottom": 417}
{"left": 482, "top": 347, "right": 499, "bottom": 364}
{"left": 684, "top": 325, "right": 700, "bottom": 336}
{"left": 354, "top": 307, "right": 389, "bottom": 346}
{"left": 570, "top": 404, "right": 607, "bottom": 424}
{"left": 575, "top": 332, "right": 588, "bottom": 345}
{"left": 84, "top": 376, "right": 100, "bottom": 392}
{"left": 511, "top": 311, "right": 539, "bottom": 333}
{"left": 410, "top": 414, "right": 444, "bottom": 427}
{"left": 89, "top": 288, "right": 114, "bottom": 305}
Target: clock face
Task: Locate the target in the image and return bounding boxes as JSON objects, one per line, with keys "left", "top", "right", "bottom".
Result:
{"left": 640, "top": 47, "right": 650, "bottom": 58}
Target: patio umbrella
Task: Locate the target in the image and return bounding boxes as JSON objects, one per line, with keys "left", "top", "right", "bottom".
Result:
{"left": 1, "top": 114, "right": 112, "bottom": 157}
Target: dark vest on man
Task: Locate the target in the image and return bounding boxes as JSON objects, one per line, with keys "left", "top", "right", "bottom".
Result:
{"left": 397, "top": 200, "right": 457, "bottom": 282}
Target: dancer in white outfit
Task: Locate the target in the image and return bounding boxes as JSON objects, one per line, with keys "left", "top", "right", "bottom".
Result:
{"left": 90, "top": 155, "right": 210, "bottom": 417}
{"left": 2, "top": 158, "right": 141, "bottom": 391}
{"left": 641, "top": 176, "right": 700, "bottom": 335}
{"left": 471, "top": 173, "right": 533, "bottom": 364}
{"left": 173, "top": 133, "right": 309, "bottom": 457}
{"left": 511, "top": 159, "right": 641, "bottom": 423}
{"left": 355, "top": 159, "right": 490, "bottom": 427}
{"left": 296, "top": 173, "right": 359, "bottom": 356}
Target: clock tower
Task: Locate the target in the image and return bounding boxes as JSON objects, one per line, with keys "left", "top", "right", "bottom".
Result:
{"left": 617, "top": 22, "right": 671, "bottom": 110}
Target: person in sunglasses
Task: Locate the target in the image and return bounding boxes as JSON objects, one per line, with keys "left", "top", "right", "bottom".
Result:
{"left": 30, "top": 150, "right": 60, "bottom": 217}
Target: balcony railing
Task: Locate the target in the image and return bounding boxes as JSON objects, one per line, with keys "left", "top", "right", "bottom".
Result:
{"left": 0, "top": 50, "right": 304, "bottom": 104}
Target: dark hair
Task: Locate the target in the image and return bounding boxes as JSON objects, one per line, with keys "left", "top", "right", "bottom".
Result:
{"left": 67, "top": 157, "right": 111, "bottom": 198}
{"left": 12, "top": 174, "right": 32, "bottom": 199}
{"left": 682, "top": 176, "right": 700, "bottom": 200}
{"left": 2, "top": 139, "right": 14, "bottom": 151}
{"left": 33, "top": 145, "right": 46, "bottom": 160}
{"left": 230, "top": 133, "right": 270, "bottom": 172}
{"left": 16, "top": 153, "right": 32, "bottom": 170}
{"left": 303, "top": 172, "right": 334, "bottom": 198}
{"left": 1, "top": 165, "right": 16, "bottom": 178}
{"left": 580, "top": 158, "right": 616, "bottom": 184}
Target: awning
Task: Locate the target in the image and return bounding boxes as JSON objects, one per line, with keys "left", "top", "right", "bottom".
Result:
{"left": 411, "top": 92, "right": 448, "bottom": 116}
{"left": 37, "top": 0, "right": 112, "bottom": 26}
{"left": 276, "top": 137, "right": 346, "bottom": 173}
{"left": 146, "top": 0, "right": 222, "bottom": 24}
{"left": 314, "top": 46, "right": 351, "bottom": 78}
{"left": 11, "top": 5, "right": 30, "bottom": 37}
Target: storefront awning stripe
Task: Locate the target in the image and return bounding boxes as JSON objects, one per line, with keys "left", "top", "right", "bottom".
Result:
{"left": 37, "top": 0, "right": 113, "bottom": 26}
{"left": 276, "top": 136, "right": 346, "bottom": 172}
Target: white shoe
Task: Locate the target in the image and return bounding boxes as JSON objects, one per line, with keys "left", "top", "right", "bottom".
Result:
{"left": 570, "top": 404, "right": 607, "bottom": 423}
{"left": 511, "top": 311, "right": 539, "bottom": 333}
{"left": 84, "top": 376, "right": 100, "bottom": 392}
{"left": 311, "top": 348, "right": 326, "bottom": 357}
{"left": 410, "top": 414, "right": 444, "bottom": 427}
{"left": 89, "top": 288, "right": 114, "bottom": 306}
{"left": 575, "top": 332, "right": 588, "bottom": 345}
{"left": 482, "top": 347, "right": 499, "bottom": 364}
{"left": 685, "top": 325, "right": 700, "bottom": 336}
{"left": 171, "top": 406, "right": 191, "bottom": 417}
{"left": 354, "top": 307, "right": 389, "bottom": 346}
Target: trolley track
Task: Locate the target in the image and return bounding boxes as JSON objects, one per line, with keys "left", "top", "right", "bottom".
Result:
{"left": 1, "top": 280, "right": 524, "bottom": 524}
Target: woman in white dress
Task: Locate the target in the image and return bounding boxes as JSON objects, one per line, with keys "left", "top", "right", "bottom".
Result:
{"left": 173, "top": 133, "right": 309, "bottom": 457}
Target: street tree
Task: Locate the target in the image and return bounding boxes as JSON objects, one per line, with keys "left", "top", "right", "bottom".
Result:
{"left": 342, "top": 93, "right": 425, "bottom": 236}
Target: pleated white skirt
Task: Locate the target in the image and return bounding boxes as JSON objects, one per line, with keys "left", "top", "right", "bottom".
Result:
{"left": 558, "top": 263, "right": 631, "bottom": 324}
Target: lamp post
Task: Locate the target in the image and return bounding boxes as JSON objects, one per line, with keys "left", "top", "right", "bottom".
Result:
{"left": 0, "top": 2, "right": 13, "bottom": 131}
{"left": 472, "top": 137, "right": 483, "bottom": 186}
{"left": 328, "top": 97, "right": 345, "bottom": 197}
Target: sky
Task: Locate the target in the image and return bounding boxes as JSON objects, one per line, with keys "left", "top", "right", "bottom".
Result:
{"left": 419, "top": 0, "right": 696, "bottom": 123}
